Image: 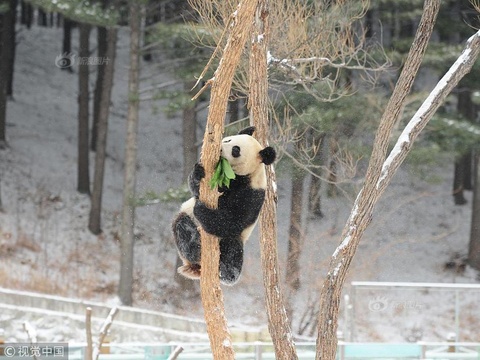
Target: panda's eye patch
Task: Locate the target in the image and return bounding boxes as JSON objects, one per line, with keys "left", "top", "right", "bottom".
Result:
{"left": 232, "top": 146, "right": 241, "bottom": 158}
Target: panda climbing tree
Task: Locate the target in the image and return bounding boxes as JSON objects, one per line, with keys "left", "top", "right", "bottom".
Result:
{"left": 172, "top": 126, "right": 276, "bottom": 285}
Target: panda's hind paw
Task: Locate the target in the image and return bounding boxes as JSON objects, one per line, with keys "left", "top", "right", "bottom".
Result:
{"left": 178, "top": 263, "right": 201, "bottom": 280}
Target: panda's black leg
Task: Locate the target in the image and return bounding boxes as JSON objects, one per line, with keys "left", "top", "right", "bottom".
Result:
{"left": 172, "top": 212, "right": 201, "bottom": 263}
{"left": 188, "top": 163, "right": 205, "bottom": 198}
{"left": 219, "top": 237, "right": 244, "bottom": 285}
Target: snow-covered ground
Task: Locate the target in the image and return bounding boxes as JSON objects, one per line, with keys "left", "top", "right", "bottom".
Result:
{"left": 0, "top": 23, "right": 479, "bottom": 343}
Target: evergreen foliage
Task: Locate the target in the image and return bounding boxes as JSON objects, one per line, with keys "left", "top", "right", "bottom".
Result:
{"left": 25, "top": 0, "right": 119, "bottom": 26}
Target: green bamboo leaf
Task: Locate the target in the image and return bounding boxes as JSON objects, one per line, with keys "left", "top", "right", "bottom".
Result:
{"left": 222, "top": 158, "right": 236, "bottom": 179}
{"left": 209, "top": 159, "right": 223, "bottom": 189}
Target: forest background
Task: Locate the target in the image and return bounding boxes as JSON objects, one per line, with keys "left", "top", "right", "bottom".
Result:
{"left": 0, "top": 0, "right": 480, "bottom": 345}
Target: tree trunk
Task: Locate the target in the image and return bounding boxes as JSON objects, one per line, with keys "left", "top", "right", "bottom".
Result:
{"left": 453, "top": 89, "right": 475, "bottom": 204}
{"left": 308, "top": 133, "right": 326, "bottom": 218}
{"left": 118, "top": 1, "right": 141, "bottom": 306}
{"left": 228, "top": 91, "right": 240, "bottom": 124}
{"left": 285, "top": 165, "right": 305, "bottom": 322}
{"left": 249, "top": 1, "right": 298, "bottom": 359}
{"left": 38, "top": 8, "right": 47, "bottom": 26}
{"left": 88, "top": 27, "right": 117, "bottom": 235}
{"left": 6, "top": 0, "right": 17, "bottom": 97}
{"left": 62, "top": 18, "right": 73, "bottom": 72}
{"left": 0, "top": 0, "right": 16, "bottom": 148}
{"left": 174, "top": 80, "right": 198, "bottom": 291}
{"left": 308, "top": 175, "right": 323, "bottom": 217}
{"left": 20, "top": 1, "right": 33, "bottom": 29}
{"left": 468, "top": 151, "right": 480, "bottom": 270}
{"left": 327, "top": 138, "right": 338, "bottom": 198}
{"left": 453, "top": 157, "right": 468, "bottom": 205}
{"left": 316, "top": 9, "right": 480, "bottom": 359}
{"left": 92, "top": 24, "right": 107, "bottom": 151}
{"left": 196, "top": 1, "right": 258, "bottom": 358}
{"left": 77, "top": 23, "right": 91, "bottom": 195}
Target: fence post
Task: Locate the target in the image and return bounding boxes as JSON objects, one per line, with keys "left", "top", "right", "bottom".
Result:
{"left": 454, "top": 289, "right": 460, "bottom": 342}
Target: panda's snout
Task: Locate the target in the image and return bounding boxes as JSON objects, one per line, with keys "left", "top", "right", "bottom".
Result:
{"left": 232, "top": 146, "right": 241, "bottom": 158}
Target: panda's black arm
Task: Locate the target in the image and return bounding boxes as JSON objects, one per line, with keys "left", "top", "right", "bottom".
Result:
{"left": 188, "top": 163, "right": 205, "bottom": 198}
{"left": 193, "top": 201, "right": 245, "bottom": 238}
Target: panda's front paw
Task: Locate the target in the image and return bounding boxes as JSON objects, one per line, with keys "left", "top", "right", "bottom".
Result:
{"left": 189, "top": 163, "right": 205, "bottom": 198}
{"left": 193, "top": 163, "right": 205, "bottom": 180}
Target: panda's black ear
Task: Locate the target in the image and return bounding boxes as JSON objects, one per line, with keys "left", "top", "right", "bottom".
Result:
{"left": 259, "top": 146, "right": 276, "bottom": 165}
{"left": 238, "top": 126, "right": 255, "bottom": 136}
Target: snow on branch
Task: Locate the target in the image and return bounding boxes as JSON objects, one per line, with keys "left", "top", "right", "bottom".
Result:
{"left": 377, "top": 29, "right": 480, "bottom": 191}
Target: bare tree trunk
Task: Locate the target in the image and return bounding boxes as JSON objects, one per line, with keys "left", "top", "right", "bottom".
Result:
{"left": 316, "top": 5, "right": 480, "bottom": 358}
{"left": 175, "top": 80, "right": 198, "bottom": 291}
{"left": 196, "top": 1, "right": 258, "bottom": 358}
{"left": 286, "top": 167, "right": 304, "bottom": 293}
{"left": 92, "top": 0, "right": 108, "bottom": 152}
{"left": 468, "top": 151, "right": 480, "bottom": 270}
{"left": 38, "top": 8, "right": 47, "bottom": 26}
{"left": 285, "top": 166, "right": 304, "bottom": 323}
{"left": 249, "top": 1, "right": 298, "bottom": 359}
{"left": 88, "top": 27, "right": 117, "bottom": 235}
{"left": 327, "top": 138, "right": 338, "bottom": 198}
{"left": 6, "top": 0, "right": 17, "bottom": 97}
{"left": 62, "top": 18, "right": 73, "bottom": 72}
{"left": 20, "top": 0, "right": 33, "bottom": 29}
{"left": 453, "top": 89, "right": 475, "bottom": 204}
{"left": 118, "top": 1, "right": 141, "bottom": 306}
{"left": 308, "top": 133, "right": 326, "bottom": 218}
{"left": 0, "top": 0, "right": 16, "bottom": 148}
{"left": 77, "top": 23, "right": 91, "bottom": 195}
{"left": 453, "top": 156, "right": 468, "bottom": 205}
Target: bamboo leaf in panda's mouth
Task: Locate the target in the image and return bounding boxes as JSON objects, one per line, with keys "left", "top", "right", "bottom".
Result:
{"left": 209, "top": 157, "right": 236, "bottom": 189}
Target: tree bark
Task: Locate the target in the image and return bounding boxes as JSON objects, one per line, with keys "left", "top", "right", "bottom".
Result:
{"left": 92, "top": 0, "right": 108, "bottom": 151}
{"left": 6, "top": 0, "right": 17, "bottom": 97}
{"left": 453, "top": 89, "right": 475, "bottom": 204}
{"left": 0, "top": 0, "right": 16, "bottom": 148}
{"left": 316, "top": 1, "right": 440, "bottom": 358}
{"left": 77, "top": 22, "right": 91, "bottom": 195}
{"left": 453, "top": 156, "right": 468, "bottom": 205}
{"left": 249, "top": 1, "right": 298, "bottom": 359}
{"left": 118, "top": 1, "right": 141, "bottom": 306}
{"left": 286, "top": 168, "right": 304, "bottom": 293}
{"left": 196, "top": 1, "right": 258, "bottom": 358}
{"left": 316, "top": 9, "right": 480, "bottom": 359}
{"left": 285, "top": 165, "right": 304, "bottom": 323}
{"left": 468, "top": 151, "right": 480, "bottom": 270}
{"left": 88, "top": 27, "right": 117, "bottom": 235}
{"left": 20, "top": 0, "right": 33, "bottom": 29}
{"left": 62, "top": 18, "right": 73, "bottom": 72}
{"left": 38, "top": 8, "right": 47, "bottom": 26}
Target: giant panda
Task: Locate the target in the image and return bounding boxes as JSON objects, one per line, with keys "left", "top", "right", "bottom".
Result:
{"left": 172, "top": 126, "right": 276, "bottom": 285}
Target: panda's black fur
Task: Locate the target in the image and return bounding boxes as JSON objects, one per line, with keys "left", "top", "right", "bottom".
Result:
{"left": 172, "top": 126, "right": 276, "bottom": 285}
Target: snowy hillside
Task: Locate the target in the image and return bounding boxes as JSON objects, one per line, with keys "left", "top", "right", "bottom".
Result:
{"left": 0, "top": 24, "right": 479, "bottom": 342}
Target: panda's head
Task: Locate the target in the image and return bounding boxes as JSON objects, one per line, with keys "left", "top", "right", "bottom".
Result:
{"left": 221, "top": 127, "right": 276, "bottom": 187}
